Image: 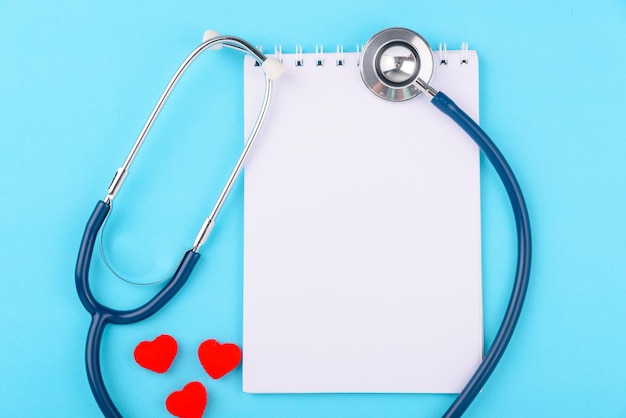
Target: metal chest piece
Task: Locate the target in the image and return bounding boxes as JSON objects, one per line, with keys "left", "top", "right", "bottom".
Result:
{"left": 360, "top": 28, "right": 434, "bottom": 101}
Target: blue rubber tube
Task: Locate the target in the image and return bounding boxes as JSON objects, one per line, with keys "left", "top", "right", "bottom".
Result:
{"left": 431, "top": 92, "right": 532, "bottom": 418}
{"left": 75, "top": 201, "right": 201, "bottom": 418}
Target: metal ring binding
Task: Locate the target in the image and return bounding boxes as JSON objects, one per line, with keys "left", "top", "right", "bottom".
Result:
{"left": 336, "top": 45, "right": 345, "bottom": 66}
{"left": 274, "top": 45, "right": 283, "bottom": 63}
{"left": 295, "top": 45, "right": 304, "bottom": 66}
{"left": 439, "top": 42, "right": 448, "bottom": 65}
{"left": 461, "top": 42, "right": 469, "bottom": 64}
{"left": 249, "top": 43, "right": 470, "bottom": 67}
{"left": 315, "top": 45, "right": 324, "bottom": 66}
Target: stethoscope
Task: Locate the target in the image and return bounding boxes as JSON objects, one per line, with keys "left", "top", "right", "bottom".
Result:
{"left": 76, "top": 28, "right": 531, "bottom": 418}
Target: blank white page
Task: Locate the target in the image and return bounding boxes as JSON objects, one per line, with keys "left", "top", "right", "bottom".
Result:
{"left": 242, "top": 50, "right": 482, "bottom": 393}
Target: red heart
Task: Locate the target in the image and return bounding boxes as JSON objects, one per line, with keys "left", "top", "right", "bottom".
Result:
{"left": 198, "top": 339, "right": 242, "bottom": 379}
{"left": 134, "top": 334, "right": 178, "bottom": 373}
{"left": 166, "top": 381, "right": 207, "bottom": 418}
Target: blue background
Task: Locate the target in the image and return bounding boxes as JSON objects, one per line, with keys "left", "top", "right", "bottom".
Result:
{"left": 1, "top": 1, "right": 625, "bottom": 417}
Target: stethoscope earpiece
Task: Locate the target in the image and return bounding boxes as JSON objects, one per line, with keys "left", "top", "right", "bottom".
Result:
{"left": 360, "top": 27, "right": 434, "bottom": 101}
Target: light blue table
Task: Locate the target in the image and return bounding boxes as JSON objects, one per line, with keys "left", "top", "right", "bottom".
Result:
{"left": 1, "top": 1, "right": 625, "bottom": 417}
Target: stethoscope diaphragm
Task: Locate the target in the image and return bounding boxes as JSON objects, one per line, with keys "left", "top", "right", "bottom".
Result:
{"left": 360, "top": 27, "right": 434, "bottom": 101}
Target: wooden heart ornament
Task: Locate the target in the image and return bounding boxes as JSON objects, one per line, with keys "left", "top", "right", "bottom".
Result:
{"left": 198, "top": 339, "right": 242, "bottom": 379}
{"left": 134, "top": 334, "right": 178, "bottom": 373}
{"left": 166, "top": 381, "right": 207, "bottom": 418}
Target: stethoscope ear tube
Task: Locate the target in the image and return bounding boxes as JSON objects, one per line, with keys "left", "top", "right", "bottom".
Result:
{"left": 76, "top": 200, "right": 202, "bottom": 418}
{"left": 431, "top": 92, "right": 532, "bottom": 418}
{"left": 75, "top": 201, "right": 111, "bottom": 315}
{"left": 76, "top": 31, "right": 277, "bottom": 417}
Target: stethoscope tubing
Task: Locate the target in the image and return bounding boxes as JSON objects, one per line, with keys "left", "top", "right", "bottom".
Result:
{"left": 431, "top": 92, "right": 532, "bottom": 418}
{"left": 76, "top": 200, "right": 201, "bottom": 418}
{"left": 75, "top": 30, "right": 531, "bottom": 417}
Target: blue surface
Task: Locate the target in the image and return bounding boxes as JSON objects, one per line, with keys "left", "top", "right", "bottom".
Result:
{"left": 1, "top": 1, "right": 625, "bottom": 417}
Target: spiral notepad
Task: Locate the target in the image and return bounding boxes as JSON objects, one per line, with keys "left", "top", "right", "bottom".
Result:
{"left": 242, "top": 45, "right": 482, "bottom": 394}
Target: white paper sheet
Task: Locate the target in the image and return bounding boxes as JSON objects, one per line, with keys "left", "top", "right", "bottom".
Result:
{"left": 242, "top": 50, "right": 482, "bottom": 393}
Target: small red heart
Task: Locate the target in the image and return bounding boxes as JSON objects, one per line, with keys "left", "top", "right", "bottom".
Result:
{"left": 198, "top": 339, "right": 242, "bottom": 379}
{"left": 166, "top": 381, "right": 207, "bottom": 418}
{"left": 134, "top": 334, "right": 178, "bottom": 373}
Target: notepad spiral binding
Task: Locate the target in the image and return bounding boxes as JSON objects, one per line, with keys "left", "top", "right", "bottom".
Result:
{"left": 253, "top": 43, "right": 471, "bottom": 67}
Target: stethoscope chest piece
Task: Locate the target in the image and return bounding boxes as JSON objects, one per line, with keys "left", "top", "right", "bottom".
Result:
{"left": 360, "top": 27, "right": 434, "bottom": 101}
